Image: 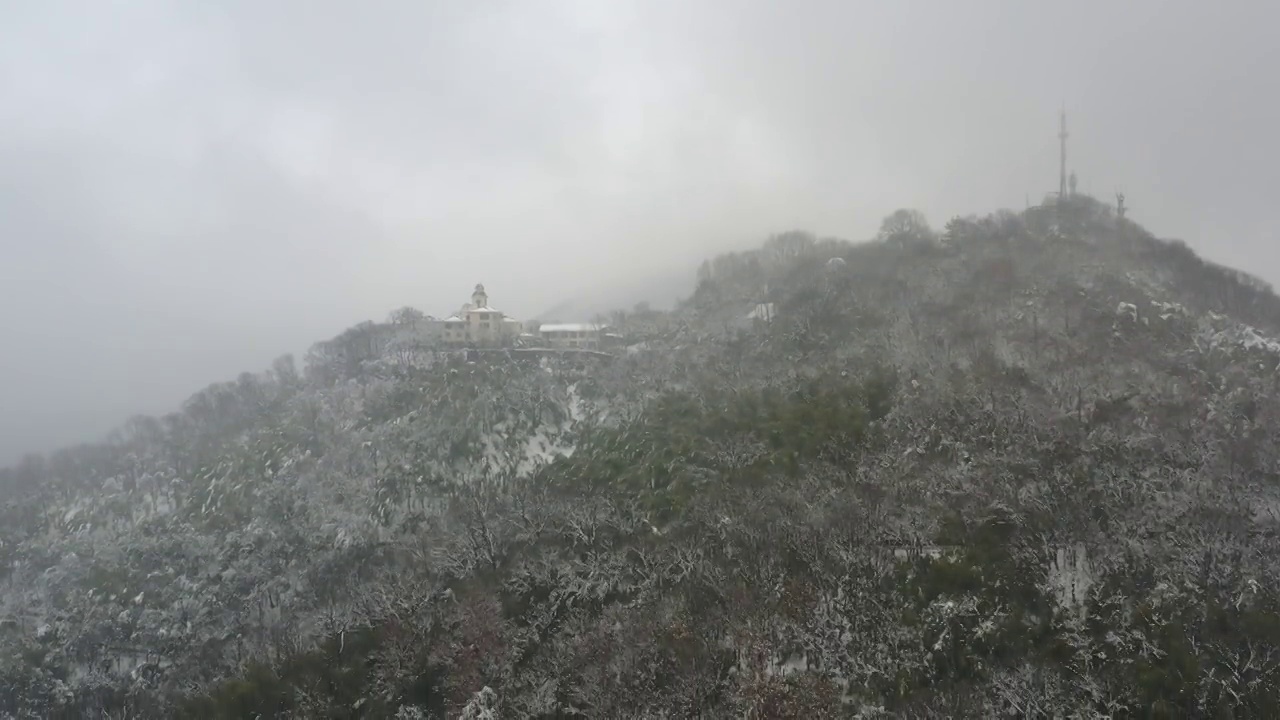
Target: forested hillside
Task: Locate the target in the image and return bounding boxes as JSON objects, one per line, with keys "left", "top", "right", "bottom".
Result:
{"left": 4, "top": 195, "right": 1280, "bottom": 718}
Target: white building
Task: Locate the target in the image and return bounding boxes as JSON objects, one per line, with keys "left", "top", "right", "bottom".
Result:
{"left": 537, "top": 322, "right": 608, "bottom": 349}
{"left": 438, "top": 284, "right": 523, "bottom": 347}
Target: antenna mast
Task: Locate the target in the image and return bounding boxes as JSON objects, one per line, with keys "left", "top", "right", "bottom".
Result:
{"left": 1059, "top": 106, "right": 1069, "bottom": 199}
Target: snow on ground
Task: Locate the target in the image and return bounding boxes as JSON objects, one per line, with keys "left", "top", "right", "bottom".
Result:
{"left": 475, "top": 382, "right": 603, "bottom": 479}
{"left": 1199, "top": 316, "right": 1280, "bottom": 358}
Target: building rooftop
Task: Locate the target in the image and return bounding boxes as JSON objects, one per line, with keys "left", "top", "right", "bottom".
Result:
{"left": 539, "top": 323, "right": 606, "bottom": 333}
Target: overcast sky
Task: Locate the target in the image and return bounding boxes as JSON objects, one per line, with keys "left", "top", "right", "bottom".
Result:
{"left": 2, "top": 0, "right": 1277, "bottom": 463}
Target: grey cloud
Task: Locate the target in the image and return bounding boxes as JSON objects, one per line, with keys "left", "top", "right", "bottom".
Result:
{"left": 2, "top": 0, "right": 1277, "bottom": 462}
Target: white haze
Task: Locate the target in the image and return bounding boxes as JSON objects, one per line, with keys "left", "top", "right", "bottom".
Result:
{"left": 1, "top": 0, "right": 1277, "bottom": 463}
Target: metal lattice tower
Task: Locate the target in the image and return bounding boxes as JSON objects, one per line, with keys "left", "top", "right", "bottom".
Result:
{"left": 1059, "top": 107, "right": 1069, "bottom": 198}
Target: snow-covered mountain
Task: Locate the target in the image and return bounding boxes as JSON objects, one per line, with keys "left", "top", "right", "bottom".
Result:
{"left": 4, "top": 196, "right": 1280, "bottom": 717}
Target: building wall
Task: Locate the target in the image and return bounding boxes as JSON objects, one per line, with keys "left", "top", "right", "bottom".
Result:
{"left": 422, "top": 287, "right": 528, "bottom": 348}
{"left": 540, "top": 329, "right": 602, "bottom": 349}
{"left": 431, "top": 310, "right": 522, "bottom": 347}
{"left": 441, "top": 320, "right": 468, "bottom": 346}
{"left": 467, "top": 308, "right": 505, "bottom": 346}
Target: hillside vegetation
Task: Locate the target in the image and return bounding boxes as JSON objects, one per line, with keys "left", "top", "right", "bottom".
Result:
{"left": 3, "top": 195, "right": 1280, "bottom": 717}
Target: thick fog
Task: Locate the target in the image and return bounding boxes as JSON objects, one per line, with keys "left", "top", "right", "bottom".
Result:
{"left": 2, "top": 0, "right": 1277, "bottom": 464}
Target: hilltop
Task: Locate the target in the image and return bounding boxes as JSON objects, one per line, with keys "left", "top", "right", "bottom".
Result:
{"left": 3, "top": 194, "right": 1280, "bottom": 717}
